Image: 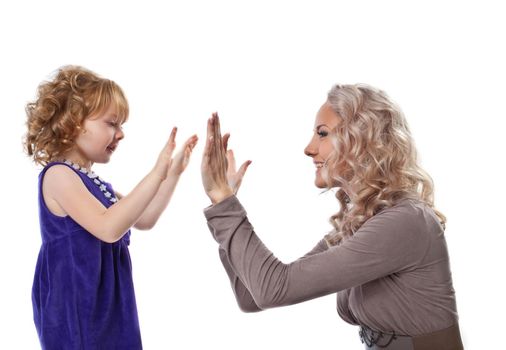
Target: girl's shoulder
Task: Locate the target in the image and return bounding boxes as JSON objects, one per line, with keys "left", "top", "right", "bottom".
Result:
{"left": 40, "top": 161, "right": 90, "bottom": 190}
{"left": 40, "top": 162, "right": 90, "bottom": 217}
{"left": 42, "top": 161, "right": 81, "bottom": 179}
{"left": 41, "top": 161, "right": 117, "bottom": 206}
{"left": 40, "top": 160, "right": 85, "bottom": 176}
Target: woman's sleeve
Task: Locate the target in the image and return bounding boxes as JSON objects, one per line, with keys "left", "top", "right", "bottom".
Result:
{"left": 217, "top": 239, "right": 329, "bottom": 312}
{"left": 204, "top": 195, "right": 428, "bottom": 310}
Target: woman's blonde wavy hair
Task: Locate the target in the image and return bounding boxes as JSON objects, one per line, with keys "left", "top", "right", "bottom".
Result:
{"left": 323, "top": 84, "right": 446, "bottom": 246}
{"left": 24, "top": 65, "right": 128, "bottom": 166}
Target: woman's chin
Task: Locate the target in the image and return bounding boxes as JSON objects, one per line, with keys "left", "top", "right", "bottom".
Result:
{"left": 314, "top": 176, "right": 340, "bottom": 189}
{"left": 314, "top": 179, "right": 327, "bottom": 189}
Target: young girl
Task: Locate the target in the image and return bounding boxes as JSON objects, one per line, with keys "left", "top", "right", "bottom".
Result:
{"left": 24, "top": 65, "right": 198, "bottom": 349}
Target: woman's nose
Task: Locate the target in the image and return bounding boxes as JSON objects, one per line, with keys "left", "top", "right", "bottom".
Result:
{"left": 304, "top": 138, "right": 317, "bottom": 157}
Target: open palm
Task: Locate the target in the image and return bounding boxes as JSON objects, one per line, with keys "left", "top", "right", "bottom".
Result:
{"left": 201, "top": 113, "right": 251, "bottom": 204}
{"left": 169, "top": 134, "right": 199, "bottom": 175}
{"left": 225, "top": 148, "right": 251, "bottom": 195}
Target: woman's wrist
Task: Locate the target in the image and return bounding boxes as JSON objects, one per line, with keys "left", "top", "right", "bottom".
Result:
{"left": 209, "top": 187, "right": 234, "bottom": 205}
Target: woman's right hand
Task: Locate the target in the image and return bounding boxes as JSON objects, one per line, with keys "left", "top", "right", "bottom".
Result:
{"left": 225, "top": 145, "right": 252, "bottom": 195}
{"left": 201, "top": 113, "right": 252, "bottom": 204}
{"left": 152, "top": 127, "right": 178, "bottom": 180}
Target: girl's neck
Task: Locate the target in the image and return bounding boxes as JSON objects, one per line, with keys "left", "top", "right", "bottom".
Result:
{"left": 59, "top": 150, "right": 93, "bottom": 172}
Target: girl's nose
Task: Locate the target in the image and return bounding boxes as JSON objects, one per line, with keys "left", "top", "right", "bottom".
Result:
{"left": 116, "top": 128, "right": 125, "bottom": 141}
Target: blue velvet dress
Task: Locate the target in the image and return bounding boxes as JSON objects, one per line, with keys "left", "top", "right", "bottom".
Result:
{"left": 32, "top": 161, "right": 142, "bottom": 349}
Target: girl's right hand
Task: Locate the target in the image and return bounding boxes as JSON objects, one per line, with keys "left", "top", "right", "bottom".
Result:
{"left": 152, "top": 127, "right": 178, "bottom": 180}
{"left": 169, "top": 134, "right": 199, "bottom": 176}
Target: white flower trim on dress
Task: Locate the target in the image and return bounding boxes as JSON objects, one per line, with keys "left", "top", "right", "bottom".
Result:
{"left": 63, "top": 160, "right": 118, "bottom": 203}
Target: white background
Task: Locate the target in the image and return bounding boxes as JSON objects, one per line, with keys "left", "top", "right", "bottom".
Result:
{"left": 1, "top": 1, "right": 505, "bottom": 348}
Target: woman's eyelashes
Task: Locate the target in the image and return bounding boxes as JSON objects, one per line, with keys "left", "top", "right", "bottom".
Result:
{"left": 317, "top": 130, "right": 328, "bottom": 138}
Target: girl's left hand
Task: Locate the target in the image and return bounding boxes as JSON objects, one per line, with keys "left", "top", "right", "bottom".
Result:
{"left": 201, "top": 112, "right": 250, "bottom": 204}
{"left": 168, "top": 134, "right": 199, "bottom": 176}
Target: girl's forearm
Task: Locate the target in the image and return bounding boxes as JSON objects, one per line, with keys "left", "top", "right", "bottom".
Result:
{"left": 102, "top": 170, "right": 164, "bottom": 241}
{"left": 133, "top": 172, "right": 181, "bottom": 230}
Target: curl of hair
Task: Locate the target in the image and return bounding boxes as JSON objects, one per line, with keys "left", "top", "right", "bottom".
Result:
{"left": 322, "top": 84, "right": 446, "bottom": 246}
{"left": 23, "top": 65, "right": 128, "bottom": 166}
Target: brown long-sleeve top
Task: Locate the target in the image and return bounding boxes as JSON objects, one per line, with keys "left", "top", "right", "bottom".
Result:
{"left": 204, "top": 195, "right": 459, "bottom": 336}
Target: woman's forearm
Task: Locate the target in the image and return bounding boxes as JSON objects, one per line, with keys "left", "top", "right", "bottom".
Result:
{"left": 217, "top": 236, "right": 329, "bottom": 313}
{"left": 205, "top": 196, "right": 333, "bottom": 310}
{"left": 218, "top": 248, "right": 261, "bottom": 312}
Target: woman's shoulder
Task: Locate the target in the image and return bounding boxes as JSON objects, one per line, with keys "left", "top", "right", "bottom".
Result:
{"left": 343, "top": 198, "right": 444, "bottom": 261}
{"left": 371, "top": 198, "right": 444, "bottom": 237}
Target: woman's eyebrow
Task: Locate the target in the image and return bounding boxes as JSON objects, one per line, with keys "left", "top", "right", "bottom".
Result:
{"left": 315, "top": 124, "right": 330, "bottom": 131}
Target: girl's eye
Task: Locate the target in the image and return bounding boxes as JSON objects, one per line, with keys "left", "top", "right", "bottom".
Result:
{"left": 108, "top": 122, "right": 117, "bottom": 127}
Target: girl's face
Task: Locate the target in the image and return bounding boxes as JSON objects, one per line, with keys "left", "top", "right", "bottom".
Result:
{"left": 72, "top": 103, "right": 125, "bottom": 167}
{"left": 304, "top": 102, "right": 340, "bottom": 188}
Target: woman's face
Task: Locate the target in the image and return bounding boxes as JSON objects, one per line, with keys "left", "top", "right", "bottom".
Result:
{"left": 304, "top": 102, "right": 341, "bottom": 188}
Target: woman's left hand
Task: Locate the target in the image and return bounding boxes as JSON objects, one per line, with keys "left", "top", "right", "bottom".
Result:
{"left": 201, "top": 112, "right": 250, "bottom": 204}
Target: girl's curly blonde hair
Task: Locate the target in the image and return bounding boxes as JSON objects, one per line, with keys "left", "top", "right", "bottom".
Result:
{"left": 323, "top": 84, "right": 446, "bottom": 246}
{"left": 24, "top": 65, "right": 128, "bottom": 166}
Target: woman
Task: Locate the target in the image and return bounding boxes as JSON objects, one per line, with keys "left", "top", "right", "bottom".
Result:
{"left": 201, "top": 84, "right": 463, "bottom": 349}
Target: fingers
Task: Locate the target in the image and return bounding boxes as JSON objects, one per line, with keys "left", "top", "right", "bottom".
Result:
{"left": 238, "top": 160, "right": 252, "bottom": 178}
{"left": 226, "top": 149, "right": 252, "bottom": 176}
{"left": 165, "top": 126, "right": 177, "bottom": 154}
{"left": 212, "top": 112, "right": 222, "bottom": 139}
{"left": 203, "top": 117, "right": 213, "bottom": 158}
{"left": 157, "top": 127, "right": 178, "bottom": 167}
{"left": 212, "top": 112, "right": 223, "bottom": 152}
{"left": 222, "top": 133, "right": 230, "bottom": 152}
{"left": 167, "top": 133, "right": 199, "bottom": 174}
{"left": 203, "top": 112, "right": 230, "bottom": 180}
{"left": 168, "top": 127, "right": 177, "bottom": 146}
{"left": 210, "top": 112, "right": 227, "bottom": 170}
{"left": 185, "top": 134, "right": 199, "bottom": 149}
{"left": 226, "top": 149, "right": 237, "bottom": 172}
{"left": 206, "top": 116, "right": 213, "bottom": 143}
{"left": 204, "top": 112, "right": 217, "bottom": 157}
{"left": 178, "top": 134, "right": 198, "bottom": 155}
{"left": 184, "top": 135, "right": 198, "bottom": 160}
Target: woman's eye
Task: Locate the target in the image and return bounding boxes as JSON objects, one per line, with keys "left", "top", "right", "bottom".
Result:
{"left": 318, "top": 131, "right": 328, "bottom": 137}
